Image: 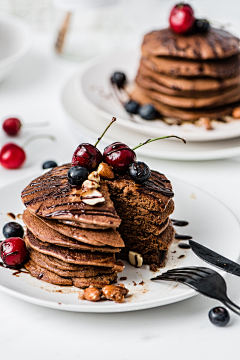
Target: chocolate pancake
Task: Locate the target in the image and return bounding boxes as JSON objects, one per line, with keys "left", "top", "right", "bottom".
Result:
{"left": 23, "top": 210, "right": 124, "bottom": 249}
{"left": 25, "top": 231, "right": 123, "bottom": 270}
{"left": 141, "top": 27, "right": 240, "bottom": 59}
{"left": 21, "top": 164, "right": 121, "bottom": 229}
{"left": 135, "top": 73, "right": 238, "bottom": 98}
{"left": 141, "top": 54, "right": 240, "bottom": 79}
{"left": 29, "top": 249, "right": 116, "bottom": 277}
{"left": 25, "top": 259, "right": 117, "bottom": 288}
{"left": 138, "top": 62, "right": 240, "bottom": 91}
{"left": 135, "top": 83, "right": 240, "bottom": 109}
{"left": 131, "top": 86, "right": 239, "bottom": 121}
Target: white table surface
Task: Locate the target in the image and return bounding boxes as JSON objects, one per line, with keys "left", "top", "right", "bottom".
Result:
{"left": 1, "top": 31, "right": 240, "bottom": 360}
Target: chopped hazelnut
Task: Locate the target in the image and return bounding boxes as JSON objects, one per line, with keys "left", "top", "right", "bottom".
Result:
{"left": 81, "top": 189, "right": 105, "bottom": 205}
{"left": 232, "top": 107, "right": 240, "bottom": 119}
{"left": 129, "top": 251, "right": 143, "bottom": 268}
{"left": 97, "top": 162, "right": 115, "bottom": 180}
{"left": 198, "top": 117, "right": 213, "bottom": 130}
{"left": 82, "top": 286, "right": 102, "bottom": 302}
{"left": 82, "top": 179, "right": 100, "bottom": 191}
{"left": 88, "top": 171, "right": 100, "bottom": 183}
{"left": 102, "top": 284, "right": 129, "bottom": 303}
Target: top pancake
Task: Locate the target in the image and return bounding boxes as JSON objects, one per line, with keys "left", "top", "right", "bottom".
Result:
{"left": 141, "top": 27, "right": 240, "bottom": 60}
{"left": 21, "top": 164, "right": 121, "bottom": 229}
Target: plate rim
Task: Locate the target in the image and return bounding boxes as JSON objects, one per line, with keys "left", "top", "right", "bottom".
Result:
{"left": 77, "top": 49, "right": 240, "bottom": 143}
{"left": 0, "top": 173, "right": 240, "bottom": 312}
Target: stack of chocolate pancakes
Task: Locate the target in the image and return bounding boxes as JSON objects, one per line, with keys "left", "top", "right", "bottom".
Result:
{"left": 131, "top": 27, "right": 240, "bottom": 121}
{"left": 21, "top": 164, "right": 125, "bottom": 288}
{"left": 21, "top": 163, "right": 175, "bottom": 288}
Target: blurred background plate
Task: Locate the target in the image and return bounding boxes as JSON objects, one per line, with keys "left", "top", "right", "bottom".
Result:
{"left": 61, "top": 73, "right": 240, "bottom": 161}
{"left": 78, "top": 49, "right": 240, "bottom": 143}
{"left": 0, "top": 14, "right": 32, "bottom": 81}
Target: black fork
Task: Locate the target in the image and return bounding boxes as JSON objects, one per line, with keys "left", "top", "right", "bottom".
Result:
{"left": 151, "top": 266, "right": 240, "bottom": 315}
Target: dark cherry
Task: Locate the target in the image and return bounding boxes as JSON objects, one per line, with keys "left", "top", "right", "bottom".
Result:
{"left": 111, "top": 72, "right": 126, "bottom": 88}
{"left": 67, "top": 166, "right": 89, "bottom": 186}
{"left": 124, "top": 100, "right": 139, "bottom": 114}
{"left": 208, "top": 307, "right": 230, "bottom": 327}
{"left": 103, "top": 142, "right": 136, "bottom": 173}
{"left": 0, "top": 237, "right": 28, "bottom": 267}
{"left": 42, "top": 160, "right": 58, "bottom": 169}
{"left": 72, "top": 143, "right": 102, "bottom": 172}
{"left": 129, "top": 161, "right": 151, "bottom": 184}
{"left": 2, "top": 118, "right": 21, "bottom": 136}
{"left": 194, "top": 19, "right": 210, "bottom": 33}
{"left": 138, "top": 104, "right": 158, "bottom": 120}
{"left": 169, "top": 3, "right": 195, "bottom": 34}
{"left": 3, "top": 222, "right": 24, "bottom": 239}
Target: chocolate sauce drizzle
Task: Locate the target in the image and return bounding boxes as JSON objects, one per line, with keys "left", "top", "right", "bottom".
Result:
{"left": 175, "top": 234, "right": 192, "bottom": 240}
{"left": 171, "top": 219, "right": 189, "bottom": 227}
{"left": 178, "top": 243, "right": 191, "bottom": 249}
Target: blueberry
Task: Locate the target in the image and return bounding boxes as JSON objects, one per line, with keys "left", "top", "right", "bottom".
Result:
{"left": 111, "top": 72, "right": 126, "bottom": 88}
{"left": 138, "top": 104, "right": 158, "bottom": 120}
{"left": 129, "top": 161, "right": 151, "bottom": 184}
{"left": 67, "top": 166, "right": 89, "bottom": 186}
{"left": 124, "top": 100, "right": 140, "bottom": 114}
{"left": 3, "top": 222, "right": 24, "bottom": 239}
{"left": 208, "top": 307, "right": 230, "bottom": 327}
{"left": 194, "top": 19, "right": 210, "bottom": 33}
{"left": 42, "top": 160, "right": 58, "bottom": 169}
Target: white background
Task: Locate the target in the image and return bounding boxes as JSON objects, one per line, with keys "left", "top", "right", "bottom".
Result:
{"left": 1, "top": 1, "right": 240, "bottom": 359}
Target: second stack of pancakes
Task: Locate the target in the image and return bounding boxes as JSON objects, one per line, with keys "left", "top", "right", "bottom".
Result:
{"left": 132, "top": 27, "right": 240, "bottom": 121}
{"left": 21, "top": 164, "right": 124, "bottom": 288}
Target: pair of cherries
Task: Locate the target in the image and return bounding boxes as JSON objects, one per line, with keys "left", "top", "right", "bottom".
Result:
{"left": 70, "top": 118, "right": 185, "bottom": 184}
{"left": 169, "top": 3, "right": 209, "bottom": 34}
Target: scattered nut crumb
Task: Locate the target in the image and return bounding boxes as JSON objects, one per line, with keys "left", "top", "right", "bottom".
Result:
{"left": 119, "top": 276, "right": 127, "bottom": 281}
{"left": 232, "top": 107, "right": 240, "bottom": 119}
{"left": 139, "top": 281, "right": 144, "bottom": 286}
{"left": 199, "top": 117, "right": 213, "bottom": 130}
{"left": 102, "top": 284, "right": 129, "bottom": 303}
{"left": 132, "top": 281, "right": 137, "bottom": 286}
{"left": 81, "top": 286, "right": 102, "bottom": 302}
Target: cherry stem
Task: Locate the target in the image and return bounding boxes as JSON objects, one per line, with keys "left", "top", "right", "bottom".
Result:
{"left": 94, "top": 117, "right": 117, "bottom": 147}
{"left": 22, "top": 121, "right": 49, "bottom": 128}
{"left": 22, "top": 134, "right": 55, "bottom": 148}
{"left": 132, "top": 135, "right": 186, "bottom": 151}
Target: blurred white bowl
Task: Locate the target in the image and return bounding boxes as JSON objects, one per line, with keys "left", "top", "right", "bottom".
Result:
{"left": 0, "top": 14, "right": 32, "bottom": 81}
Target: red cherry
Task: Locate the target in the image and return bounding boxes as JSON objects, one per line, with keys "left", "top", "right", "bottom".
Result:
{"left": 2, "top": 118, "right": 21, "bottom": 136}
{"left": 0, "top": 237, "right": 28, "bottom": 267}
{"left": 0, "top": 143, "right": 26, "bottom": 169}
{"left": 169, "top": 3, "right": 195, "bottom": 34}
{"left": 103, "top": 142, "right": 136, "bottom": 173}
{"left": 72, "top": 143, "right": 102, "bottom": 172}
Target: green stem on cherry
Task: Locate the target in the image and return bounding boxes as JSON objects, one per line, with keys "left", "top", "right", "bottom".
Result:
{"left": 23, "top": 134, "right": 55, "bottom": 148}
{"left": 132, "top": 135, "right": 186, "bottom": 151}
{"left": 22, "top": 121, "right": 49, "bottom": 128}
{"left": 94, "top": 117, "right": 117, "bottom": 147}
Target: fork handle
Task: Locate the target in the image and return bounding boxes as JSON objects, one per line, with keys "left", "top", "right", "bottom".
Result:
{"left": 221, "top": 297, "right": 240, "bottom": 316}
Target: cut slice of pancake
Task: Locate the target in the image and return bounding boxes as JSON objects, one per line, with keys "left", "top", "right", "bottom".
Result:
{"left": 131, "top": 86, "right": 239, "bottom": 121}
{"left": 141, "top": 27, "right": 240, "bottom": 59}
{"left": 141, "top": 54, "right": 240, "bottom": 79}
{"left": 23, "top": 210, "right": 123, "bottom": 251}
{"left": 138, "top": 62, "right": 240, "bottom": 91}
{"left": 29, "top": 249, "right": 117, "bottom": 277}
{"left": 25, "top": 231, "right": 124, "bottom": 270}
{"left": 21, "top": 164, "right": 121, "bottom": 229}
{"left": 24, "top": 259, "right": 118, "bottom": 288}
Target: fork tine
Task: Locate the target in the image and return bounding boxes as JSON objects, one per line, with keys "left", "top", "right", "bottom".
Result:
{"left": 151, "top": 274, "right": 188, "bottom": 282}
{"left": 167, "top": 267, "right": 213, "bottom": 275}
{"left": 166, "top": 269, "right": 208, "bottom": 279}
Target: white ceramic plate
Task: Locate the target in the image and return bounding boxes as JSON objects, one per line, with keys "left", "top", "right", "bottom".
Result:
{"left": 62, "top": 75, "right": 240, "bottom": 161}
{"left": 0, "top": 174, "right": 240, "bottom": 313}
{"left": 0, "top": 14, "right": 32, "bottom": 81}
{"left": 78, "top": 50, "right": 240, "bottom": 143}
